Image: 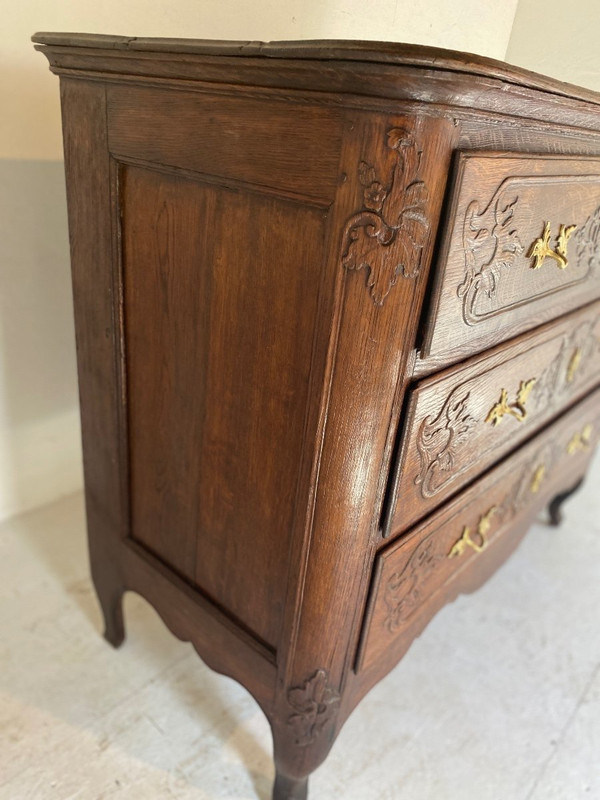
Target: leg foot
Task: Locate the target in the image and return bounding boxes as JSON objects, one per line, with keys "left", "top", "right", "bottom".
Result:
{"left": 91, "top": 567, "right": 126, "bottom": 648}
{"left": 273, "top": 771, "right": 308, "bottom": 800}
{"left": 102, "top": 591, "right": 125, "bottom": 648}
{"left": 548, "top": 478, "right": 584, "bottom": 527}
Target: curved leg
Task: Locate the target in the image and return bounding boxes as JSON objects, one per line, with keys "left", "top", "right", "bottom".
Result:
{"left": 273, "top": 772, "right": 308, "bottom": 800}
{"left": 548, "top": 478, "right": 584, "bottom": 527}
{"left": 91, "top": 563, "right": 126, "bottom": 648}
{"left": 269, "top": 671, "right": 340, "bottom": 800}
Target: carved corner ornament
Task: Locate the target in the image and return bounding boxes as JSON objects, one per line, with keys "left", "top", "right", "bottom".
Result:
{"left": 287, "top": 669, "right": 340, "bottom": 747}
{"left": 341, "top": 128, "right": 430, "bottom": 305}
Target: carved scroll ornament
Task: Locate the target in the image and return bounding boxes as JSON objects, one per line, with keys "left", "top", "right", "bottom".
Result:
{"left": 414, "top": 389, "right": 477, "bottom": 499}
{"left": 341, "top": 128, "right": 430, "bottom": 305}
{"left": 459, "top": 191, "right": 524, "bottom": 325}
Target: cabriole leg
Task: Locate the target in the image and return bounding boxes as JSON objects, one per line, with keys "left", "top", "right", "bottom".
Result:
{"left": 273, "top": 771, "right": 308, "bottom": 800}
{"left": 548, "top": 478, "right": 584, "bottom": 527}
{"left": 90, "top": 561, "right": 126, "bottom": 648}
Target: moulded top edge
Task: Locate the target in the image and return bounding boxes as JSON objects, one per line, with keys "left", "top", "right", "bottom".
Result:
{"left": 31, "top": 31, "right": 600, "bottom": 108}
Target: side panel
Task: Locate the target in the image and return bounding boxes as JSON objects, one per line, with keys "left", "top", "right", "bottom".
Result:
{"left": 121, "top": 164, "right": 328, "bottom": 648}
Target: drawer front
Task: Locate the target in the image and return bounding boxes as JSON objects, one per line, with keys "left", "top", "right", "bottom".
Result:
{"left": 421, "top": 152, "right": 600, "bottom": 367}
{"left": 387, "top": 300, "right": 600, "bottom": 536}
{"left": 359, "top": 388, "right": 600, "bottom": 673}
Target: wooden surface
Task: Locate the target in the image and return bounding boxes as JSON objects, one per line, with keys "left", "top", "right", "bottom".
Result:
{"left": 421, "top": 152, "right": 600, "bottom": 365}
{"left": 122, "top": 163, "right": 329, "bottom": 649}
{"left": 30, "top": 31, "right": 600, "bottom": 108}
{"left": 36, "top": 34, "right": 600, "bottom": 800}
{"left": 362, "top": 387, "right": 600, "bottom": 673}
{"left": 386, "top": 300, "right": 600, "bottom": 536}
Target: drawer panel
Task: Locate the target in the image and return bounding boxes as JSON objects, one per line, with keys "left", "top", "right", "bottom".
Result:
{"left": 387, "top": 300, "right": 600, "bottom": 536}
{"left": 421, "top": 152, "right": 600, "bottom": 367}
{"left": 359, "top": 388, "right": 600, "bottom": 673}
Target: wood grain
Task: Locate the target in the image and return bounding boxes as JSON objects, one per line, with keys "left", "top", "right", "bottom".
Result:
{"left": 387, "top": 300, "right": 600, "bottom": 536}
{"left": 360, "top": 385, "right": 600, "bottom": 675}
{"left": 36, "top": 35, "right": 600, "bottom": 800}
{"left": 122, "top": 164, "right": 328, "bottom": 649}
{"left": 421, "top": 152, "right": 600, "bottom": 365}
{"left": 108, "top": 85, "right": 343, "bottom": 203}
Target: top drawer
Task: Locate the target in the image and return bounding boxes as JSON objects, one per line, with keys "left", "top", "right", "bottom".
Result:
{"left": 420, "top": 152, "right": 600, "bottom": 367}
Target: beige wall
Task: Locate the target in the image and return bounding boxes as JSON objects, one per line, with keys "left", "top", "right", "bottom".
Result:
{"left": 506, "top": 0, "right": 600, "bottom": 92}
{"left": 0, "top": 0, "right": 527, "bottom": 520}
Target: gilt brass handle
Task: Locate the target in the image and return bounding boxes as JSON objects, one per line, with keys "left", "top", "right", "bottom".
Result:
{"left": 567, "top": 423, "right": 593, "bottom": 455}
{"left": 528, "top": 221, "right": 577, "bottom": 271}
{"left": 486, "top": 378, "right": 537, "bottom": 427}
{"left": 530, "top": 464, "right": 546, "bottom": 494}
{"left": 449, "top": 506, "right": 498, "bottom": 558}
{"left": 566, "top": 348, "right": 582, "bottom": 384}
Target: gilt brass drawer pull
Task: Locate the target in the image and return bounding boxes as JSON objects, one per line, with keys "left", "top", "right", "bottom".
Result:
{"left": 530, "top": 464, "right": 546, "bottom": 494}
{"left": 485, "top": 378, "right": 537, "bottom": 426}
{"left": 566, "top": 348, "right": 582, "bottom": 383}
{"left": 528, "top": 221, "right": 577, "bottom": 271}
{"left": 449, "top": 506, "right": 498, "bottom": 558}
{"left": 567, "top": 423, "right": 593, "bottom": 455}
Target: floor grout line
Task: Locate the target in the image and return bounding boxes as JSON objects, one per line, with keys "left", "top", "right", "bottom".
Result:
{"left": 0, "top": 647, "right": 193, "bottom": 793}
{"left": 523, "top": 658, "right": 600, "bottom": 800}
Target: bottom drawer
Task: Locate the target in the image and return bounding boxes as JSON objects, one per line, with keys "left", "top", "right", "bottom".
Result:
{"left": 358, "top": 387, "right": 600, "bottom": 673}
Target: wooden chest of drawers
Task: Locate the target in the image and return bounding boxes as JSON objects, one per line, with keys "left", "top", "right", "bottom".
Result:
{"left": 34, "top": 33, "right": 600, "bottom": 800}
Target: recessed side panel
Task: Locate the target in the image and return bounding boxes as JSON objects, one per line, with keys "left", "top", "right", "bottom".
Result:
{"left": 121, "top": 164, "right": 328, "bottom": 649}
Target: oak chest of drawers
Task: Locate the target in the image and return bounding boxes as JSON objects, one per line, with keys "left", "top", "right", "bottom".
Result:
{"left": 34, "top": 33, "right": 600, "bottom": 799}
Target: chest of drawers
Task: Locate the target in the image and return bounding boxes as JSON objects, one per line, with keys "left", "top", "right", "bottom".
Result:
{"left": 34, "top": 33, "right": 600, "bottom": 800}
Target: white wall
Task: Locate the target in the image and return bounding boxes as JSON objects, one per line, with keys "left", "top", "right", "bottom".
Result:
{"left": 0, "top": 2, "right": 521, "bottom": 520}
{"left": 506, "top": 0, "right": 600, "bottom": 93}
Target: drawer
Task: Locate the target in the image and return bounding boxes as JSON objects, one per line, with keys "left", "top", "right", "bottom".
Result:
{"left": 420, "top": 152, "right": 600, "bottom": 368}
{"left": 359, "top": 387, "right": 600, "bottom": 673}
{"left": 386, "top": 299, "right": 600, "bottom": 536}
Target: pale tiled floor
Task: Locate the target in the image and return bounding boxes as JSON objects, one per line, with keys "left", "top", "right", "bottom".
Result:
{"left": 1, "top": 454, "right": 599, "bottom": 800}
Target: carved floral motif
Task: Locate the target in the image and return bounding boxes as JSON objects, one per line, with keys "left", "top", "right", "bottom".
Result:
{"left": 458, "top": 190, "right": 524, "bottom": 325}
{"left": 287, "top": 669, "right": 340, "bottom": 747}
{"left": 384, "top": 536, "right": 444, "bottom": 632}
{"left": 573, "top": 205, "right": 600, "bottom": 271}
{"left": 414, "top": 389, "right": 477, "bottom": 498}
{"left": 341, "top": 128, "right": 430, "bottom": 305}
{"left": 534, "top": 314, "right": 600, "bottom": 409}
